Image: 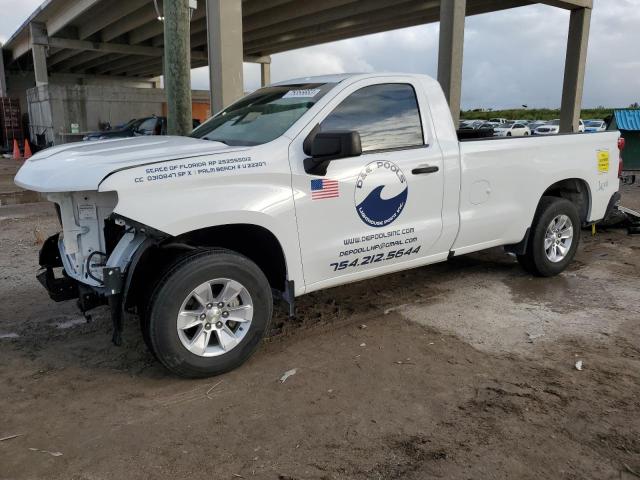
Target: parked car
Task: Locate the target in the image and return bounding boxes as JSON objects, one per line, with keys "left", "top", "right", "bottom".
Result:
{"left": 535, "top": 119, "right": 586, "bottom": 136}
{"left": 16, "top": 72, "right": 621, "bottom": 378}
{"left": 528, "top": 120, "right": 548, "bottom": 134}
{"left": 489, "top": 117, "right": 508, "bottom": 124}
{"left": 493, "top": 122, "right": 531, "bottom": 137}
{"left": 584, "top": 120, "right": 606, "bottom": 133}
{"left": 459, "top": 120, "right": 485, "bottom": 130}
{"left": 83, "top": 116, "right": 201, "bottom": 141}
{"left": 535, "top": 120, "right": 560, "bottom": 135}
{"left": 82, "top": 118, "right": 144, "bottom": 141}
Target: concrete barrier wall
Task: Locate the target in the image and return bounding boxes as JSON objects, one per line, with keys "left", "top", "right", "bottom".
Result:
{"left": 26, "top": 84, "right": 210, "bottom": 145}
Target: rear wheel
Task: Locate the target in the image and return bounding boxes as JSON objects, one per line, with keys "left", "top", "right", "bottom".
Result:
{"left": 517, "top": 196, "right": 580, "bottom": 277}
{"left": 146, "top": 250, "right": 272, "bottom": 378}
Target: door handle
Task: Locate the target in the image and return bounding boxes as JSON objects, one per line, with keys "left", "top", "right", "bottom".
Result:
{"left": 412, "top": 165, "right": 439, "bottom": 175}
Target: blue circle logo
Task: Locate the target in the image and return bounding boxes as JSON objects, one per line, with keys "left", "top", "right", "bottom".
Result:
{"left": 355, "top": 161, "right": 408, "bottom": 228}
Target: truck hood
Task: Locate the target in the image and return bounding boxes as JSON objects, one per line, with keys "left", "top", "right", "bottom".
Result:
{"left": 15, "top": 136, "right": 239, "bottom": 192}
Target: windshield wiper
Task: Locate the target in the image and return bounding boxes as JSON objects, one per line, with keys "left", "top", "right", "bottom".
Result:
{"left": 203, "top": 138, "right": 230, "bottom": 145}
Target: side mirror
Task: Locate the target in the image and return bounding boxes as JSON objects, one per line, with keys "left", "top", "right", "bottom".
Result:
{"left": 311, "top": 130, "right": 362, "bottom": 160}
{"left": 304, "top": 130, "right": 362, "bottom": 174}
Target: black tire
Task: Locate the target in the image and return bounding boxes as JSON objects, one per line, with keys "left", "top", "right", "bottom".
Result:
{"left": 147, "top": 249, "right": 273, "bottom": 378}
{"left": 507, "top": 132, "right": 512, "bottom": 137}
{"left": 517, "top": 196, "right": 580, "bottom": 277}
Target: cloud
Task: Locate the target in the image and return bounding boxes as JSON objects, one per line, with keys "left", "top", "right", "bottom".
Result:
{"left": 0, "top": 0, "right": 42, "bottom": 44}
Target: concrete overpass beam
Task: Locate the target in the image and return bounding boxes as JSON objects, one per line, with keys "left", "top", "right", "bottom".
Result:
{"left": 206, "top": 0, "right": 244, "bottom": 113}
{"left": 437, "top": 0, "right": 466, "bottom": 126}
{"left": 559, "top": 7, "right": 591, "bottom": 133}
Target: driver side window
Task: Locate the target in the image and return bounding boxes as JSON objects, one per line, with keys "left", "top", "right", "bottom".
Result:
{"left": 320, "top": 83, "right": 424, "bottom": 152}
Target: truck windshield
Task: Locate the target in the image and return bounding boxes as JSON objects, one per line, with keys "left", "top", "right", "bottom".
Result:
{"left": 191, "top": 83, "right": 334, "bottom": 146}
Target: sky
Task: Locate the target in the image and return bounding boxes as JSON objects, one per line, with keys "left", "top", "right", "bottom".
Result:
{"left": 1, "top": 0, "right": 639, "bottom": 109}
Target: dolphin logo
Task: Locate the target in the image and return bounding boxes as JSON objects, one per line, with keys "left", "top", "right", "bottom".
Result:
{"left": 356, "top": 185, "right": 408, "bottom": 227}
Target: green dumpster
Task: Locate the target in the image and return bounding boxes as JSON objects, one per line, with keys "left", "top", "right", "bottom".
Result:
{"left": 610, "top": 109, "right": 640, "bottom": 171}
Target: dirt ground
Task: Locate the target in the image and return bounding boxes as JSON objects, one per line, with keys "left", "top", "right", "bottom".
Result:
{"left": 1, "top": 184, "right": 639, "bottom": 480}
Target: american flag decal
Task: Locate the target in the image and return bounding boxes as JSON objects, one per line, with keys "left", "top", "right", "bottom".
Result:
{"left": 310, "top": 178, "right": 339, "bottom": 200}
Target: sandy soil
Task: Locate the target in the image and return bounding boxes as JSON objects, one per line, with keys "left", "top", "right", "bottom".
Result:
{"left": 0, "top": 184, "right": 639, "bottom": 480}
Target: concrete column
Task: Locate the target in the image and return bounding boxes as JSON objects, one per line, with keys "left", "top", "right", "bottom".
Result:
{"left": 164, "top": 0, "right": 193, "bottom": 135}
{"left": 260, "top": 62, "right": 271, "bottom": 87}
{"left": 0, "top": 45, "right": 7, "bottom": 96}
{"left": 437, "top": 0, "right": 466, "bottom": 126}
{"left": 206, "top": 0, "right": 244, "bottom": 113}
{"left": 32, "top": 46, "right": 49, "bottom": 86}
{"left": 559, "top": 7, "right": 591, "bottom": 133}
{"left": 29, "top": 23, "right": 49, "bottom": 86}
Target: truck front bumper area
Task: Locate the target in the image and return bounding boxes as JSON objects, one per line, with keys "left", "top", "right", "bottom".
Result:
{"left": 37, "top": 229, "right": 148, "bottom": 345}
{"left": 37, "top": 232, "right": 115, "bottom": 313}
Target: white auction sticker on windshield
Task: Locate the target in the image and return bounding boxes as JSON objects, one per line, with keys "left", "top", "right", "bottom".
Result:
{"left": 282, "top": 89, "right": 320, "bottom": 99}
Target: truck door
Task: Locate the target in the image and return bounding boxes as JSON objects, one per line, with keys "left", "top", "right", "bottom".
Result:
{"left": 289, "top": 79, "right": 445, "bottom": 290}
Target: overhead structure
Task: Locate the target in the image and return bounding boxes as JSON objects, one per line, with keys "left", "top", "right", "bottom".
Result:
{"left": 1, "top": 0, "right": 593, "bottom": 130}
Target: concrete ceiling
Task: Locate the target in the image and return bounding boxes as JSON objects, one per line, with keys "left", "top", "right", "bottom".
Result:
{"left": 3, "top": 0, "right": 593, "bottom": 79}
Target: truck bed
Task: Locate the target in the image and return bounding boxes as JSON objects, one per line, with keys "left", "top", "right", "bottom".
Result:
{"left": 451, "top": 131, "right": 620, "bottom": 255}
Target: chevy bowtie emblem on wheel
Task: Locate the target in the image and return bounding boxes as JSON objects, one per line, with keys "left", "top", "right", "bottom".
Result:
{"left": 355, "top": 161, "right": 408, "bottom": 228}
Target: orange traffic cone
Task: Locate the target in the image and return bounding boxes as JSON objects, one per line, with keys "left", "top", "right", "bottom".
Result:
{"left": 24, "top": 139, "right": 32, "bottom": 159}
{"left": 12, "top": 139, "right": 21, "bottom": 160}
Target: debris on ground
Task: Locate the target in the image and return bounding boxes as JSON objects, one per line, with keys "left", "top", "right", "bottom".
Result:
{"left": 205, "top": 380, "right": 224, "bottom": 399}
{"left": 359, "top": 343, "right": 366, "bottom": 347}
{"left": 359, "top": 324, "right": 367, "bottom": 329}
{"left": 55, "top": 316, "right": 88, "bottom": 329}
{"left": 527, "top": 331, "right": 545, "bottom": 343}
{"left": 575, "top": 360, "right": 584, "bottom": 371}
{"left": 0, "top": 433, "right": 22, "bottom": 442}
{"left": 395, "top": 359, "right": 415, "bottom": 365}
{"left": 599, "top": 204, "right": 640, "bottom": 235}
{"left": 29, "top": 447, "right": 63, "bottom": 457}
{"left": 623, "top": 463, "right": 640, "bottom": 479}
{"left": 279, "top": 368, "right": 297, "bottom": 383}
{"left": 384, "top": 304, "right": 409, "bottom": 315}
{"left": 0, "top": 332, "right": 19, "bottom": 339}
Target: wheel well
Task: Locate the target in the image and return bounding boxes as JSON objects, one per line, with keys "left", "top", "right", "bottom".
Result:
{"left": 123, "top": 224, "right": 288, "bottom": 313}
{"left": 172, "top": 224, "right": 287, "bottom": 291}
{"left": 541, "top": 178, "right": 591, "bottom": 222}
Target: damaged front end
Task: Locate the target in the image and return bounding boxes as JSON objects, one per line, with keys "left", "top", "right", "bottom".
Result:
{"left": 38, "top": 191, "right": 160, "bottom": 345}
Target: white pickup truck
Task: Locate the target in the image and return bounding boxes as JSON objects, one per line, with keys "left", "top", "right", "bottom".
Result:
{"left": 16, "top": 73, "right": 622, "bottom": 378}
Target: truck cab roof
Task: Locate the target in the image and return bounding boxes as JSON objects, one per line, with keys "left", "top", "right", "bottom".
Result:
{"left": 272, "top": 72, "right": 436, "bottom": 86}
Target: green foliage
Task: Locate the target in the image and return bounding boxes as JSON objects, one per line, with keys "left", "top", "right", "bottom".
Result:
{"left": 460, "top": 108, "right": 615, "bottom": 121}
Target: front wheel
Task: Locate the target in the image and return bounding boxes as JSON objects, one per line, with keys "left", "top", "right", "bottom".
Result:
{"left": 146, "top": 250, "right": 273, "bottom": 378}
{"left": 517, "top": 196, "right": 580, "bottom": 277}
